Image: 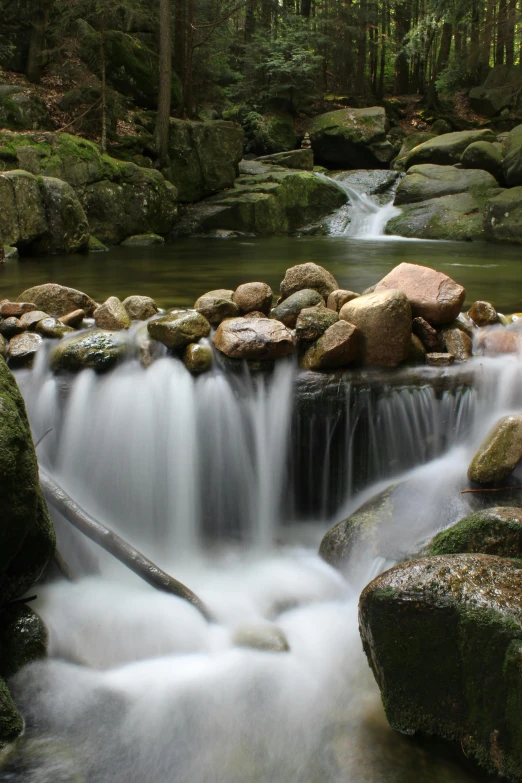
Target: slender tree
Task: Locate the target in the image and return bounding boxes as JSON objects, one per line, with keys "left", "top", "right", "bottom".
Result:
{"left": 155, "top": 0, "right": 172, "bottom": 167}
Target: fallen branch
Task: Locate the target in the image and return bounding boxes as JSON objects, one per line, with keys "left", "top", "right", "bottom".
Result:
{"left": 461, "top": 486, "right": 522, "bottom": 494}
{"left": 39, "top": 467, "right": 213, "bottom": 622}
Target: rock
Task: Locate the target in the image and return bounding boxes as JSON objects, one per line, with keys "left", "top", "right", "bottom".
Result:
{"left": 391, "top": 131, "right": 436, "bottom": 170}
{"left": 183, "top": 343, "right": 213, "bottom": 374}
{"left": 386, "top": 191, "right": 497, "bottom": 242}
{"left": 18, "top": 284, "right": 97, "bottom": 317}
{"left": 439, "top": 327, "right": 472, "bottom": 361}
{"left": 233, "top": 282, "right": 273, "bottom": 315}
{"left": 0, "top": 170, "right": 46, "bottom": 247}
{"left": 87, "top": 236, "right": 109, "bottom": 252}
{"left": 59, "top": 309, "right": 86, "bottom": 328}
{"left": 120, "top": 233, "right": 165, "bottom": 246}
{"left": 166, "top": 119, "right": 244, "bottom": 202}
{"left": 393, "top": 164, "right": 499, "bottom": 205}
{"left": 408, "top": 333, "right": 426, "bottom": 363}
{"left": 0, "top": 302, "right": 36, "bottom": 318}
{"left": 402, "top": 129, "right": 496, "bottom": 168}
{"left": 331, "top": 170, "right": 401, "bottom": 204}
{"left": 468, "top": 414, "right": 522, "bottom": 484}
{"left": 135, "top": 324, "right": 162, "bottom": 369}
{"left": 475, "top": 326, "right": 521, "bottom": 355}
{"left": 375, "top": 262, "right": 465, "bottom": 325}
{"left": 461, "top": 141, "right": 503, "bottom": 181}
{"left": 0, "top": 87, "right": 51, "bottom": 132}
{"left": 0, "top": 336, "right": 6, "bottom": 359}
{"left": 0, "top": 604, "right": 47, "bottom": 679}
{"left": 147, "top": 311, "right": 211, "bottom": 351}
{"left": 94, "top": 297, "right": 132, "bottom": 331}
{"left": 327, "top": 289, "right": 360, "bottom": 312}
{"left": 271, "top": 289, "right": 324, "bottom": 328}
{"left": 427, "top": 507, "right": 522, "bottom": 559}
{"left": 36, "top": 317, "right": 75, "bottom": 339}
{"left": 280, "top": 263, "right": 338, "bottom": 301}
{"left": 340, "top": 289, "right": 411, "bottom": 367}
{"left": 213, "top": 317, "right": 294, "bottom": 360}
{"left": 412, "top": 316, "right": 441, "bottom": 352}
{"left": 0, "top": 679, "right": 23, "bottom": 748}
{"left": 0, "top": 357, "right": 55, "bottom": 606}
{"left": 300, "top": 320, "right": 360, "bottom": 371}
{"left": 502, "top": 124, "right": 522, "bottom": 186}
{"left": 469, "top": 65, "right": 522, "bottom": 116}
{"left": 194, "top": 290, "right": 239, "bottom": 325}
{"left": 8, "top": 332, "right": 42, "bottom": 367}
{"left": 50, "top": 330, "right": 128, "bottom": 373}
{"left": 255, "top": 149, "right": 314, "bottom": 170}
{"left": 468, "top": 300, "right": 499, "bottom": 327}
{"left": 233, "top": 623, "right": 290, "bottom": 653}
{"left": 3, "top": 246, "right": 18, "bottom": 259}
{"left": 425, "top": 352, "right": 454, "bottom": 366}
{"left": 0, "top": 318, "right": 24, "bottom": 338}
{"left": 238, "top": 110, "right": 296, "bottom": 157}
{"left": 358, "top": 553, "right": 522, "bottom": 779}
{"left": 243, "top": 311, "right": 268, "bottom": 319}
{"left": 122, "top": 295, "right": 158, "bottom": 321}
{"left": 309, "top": 107, "right": 394, "bottom": 168}
{"left": 295, "top": 305, "right": 339, "bottom": 343}
{"left": 19, "top": 310, "right": 48, "bottom": 329}
{"left": 31, "top": 177, "right": 90, "bottom": 254}
{"left": 484, "top": 186, "right": 522, "bottom": 244}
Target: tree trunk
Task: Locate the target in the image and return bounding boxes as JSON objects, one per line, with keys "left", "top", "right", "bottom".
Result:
{"left": 482, "top": 0, "right": 495, "bottom": 70}
{"left": 155, "top": 0, "right": 172, "bottom": 168}
{"left": 496, "top": 0, "right": 508, "bottom": 64}
{"left": 244, "top": 0, "right": 255, "bottom": 42}
{"left": 174, "top": 0, "right": 187, "bottom": 93}
{"left": 394, "top": 0, "right": 411, "bottom": 94}
{"left": 26, "top": 0, "right": 49, "bottom": 84}
{"left": 506, "top": 0, "right": 517, "bottom": 65}
{"left": 301, "top": 0, "right": 311, "bottom": 17}
{"left": 377, "top": 0, "right": 387, "bottom": 97}
{"left": 183, "top": 0, "right": 195, "bottom": 117}
{"left": 356, "top": 0, "right": 368, "bottom": 92}
{"left": 100, "top": 22, "right": 107, "bottom": 154}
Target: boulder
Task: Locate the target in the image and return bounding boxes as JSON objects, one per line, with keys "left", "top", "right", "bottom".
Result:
{"left": 147, "top": 311, "right": 211, "bottom": 351}
{"left": 503, "top": 125, "right": 522, "bottom": 186}
{"left": 468, "top": 300, "right": 499, "bottom": 327}
{"left": 233, "top": 283, "right": 273, "bottom": 315}
{"left": 300, "top": 320, "right": 360, "bottom": 371}
{"left": 295, "top": 305, "right": 339, "bottom": 343}
{"left": 469, "top": 65, "right": 522, "bottom": 116}
{"left": 0, "top": 679, "right": 23, "bottom": 748}
{"left": 439, "top": 327, "right": 472, "bottom": 361}
{"left": 94, "top": 297, "right": 132, "bottom": 331}
{"left": 309, "top": 107, "right": 394, "bottom": 168}
{"left": 239, "top": 110, "right": 296, "bottom": 156}
{"left": 183, "top": 343, "right": 213, "bottom": 374}
{"left": 255, "top": 149, "right": 314, "bottom": 170}
{"left": 31, "top": 177, "right": 90, "bottom": 254}
{"left": 18, "top": 284, "right": 97, "bottom": 317}
{"left": 461, "top": 141, "right": 503, "bottom": 181}
{"left": 468, "top": 414, "right": 522, "bottom": 484}
{"left": 0, "top": 170, "right": 46, "bottom": 247}
{"left": 358, "top": 553, "right": 522, "bottom": 779}
{"left": 402, "top": 129, "right": 496, "bottom": 168}
{"left": 213, "top": 317, "right": 294, "bottom": 360}
{"left": 386, "top": 191, "right": 497, "bottom": 241}
{"left": 327, "top": 289, "right": 360, "bottom": 312}
{"left": 194, "top": 290, "right": 239, "bottom": 325}
{"left": 391, "top": 131, "right": 436, "bottom": 171}
{"left": 8, "top": 332, "right": 42, "bottom": 367}
{"left": 122, "top": 295, "right": 158, "bottom": 321}
{"left": 393, "top": 164, "right": 498, "bottom": 206}
{"left": 0, "top": 87, "right": 52, "bottom": 131}
{"left": 412, "top": 316, "right": 441, "bottom": 352}
{"left": 271, "top": 289, "right": 324, "bottom": 328}
{"left": 0, "top": 335, "right": 6, "bottom": 359}
{"left": 280, "top": 263, "right": 338, "bottom": 301}
{"left": 339, "top": 289, "right": 411, "bottom": 367}
{"left": 427, "top": 507, "right": 522, "bottom": 559}
{"left": 120, "top": 234, "right": 165, "bottom": 246}
{"left": 0, "top": 604, "right": 47, "bottom": 680}
{"left": 425, "top": 352, "right": 454, "bottom": 366}
{"left": 484, "top": 187, "right": 522, "bottom": 244}
{"left": 166, "top": 119, "right": 244, "bottom": 202}
{"left": 50, "top": 330, "right": 128, "bottom": 373}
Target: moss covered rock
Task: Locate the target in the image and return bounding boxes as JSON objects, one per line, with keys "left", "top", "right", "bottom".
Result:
{"left": 241, "top": 111, "right": 296, "bottom": 156}
{"left": 461, "top": 141, "right": 504, "bottom": 181}
{"left": 391, "top": 131, "right": 436, "bottom": 170}
{"left": 0, "top": 170, "right": 46, "bottom": 248}
{"left": 402, "top": 129, "right": 496, "bottom": 169}
{"left": 394, "top": 164, "right": 498, "bottom": 205}
{"left": 309, "top": 106, "right": 393, "bottom": 168}
{"left": 0, "top": 679, "right": 23, "bottom": 748}
{"left": 468, "top": 414, "right": 522, "bottom": 484}
{"left": 50, "top": 330, "right": 128, "bottom": 373}
{"left": 32, "top": 177, "right": 90, "bottom": 254}
{"left": 502, "top": 124, "right": 522, "bottom": 186}
{"left": 427, "top": 507, "right": 522, "bottom": 558}
{"left": 358, "top": 553, "right": 522, "bottom": 779}
{"left": 0, "top": 87, "right": 52, "bottom": 132}
{"left": 484, "top": 186, "right": 522, "bottom": 244}
{"left": 0, "top": 604, "right": 47, "bottom": 679}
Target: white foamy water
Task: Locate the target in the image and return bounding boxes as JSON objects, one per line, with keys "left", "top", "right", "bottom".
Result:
{"left": 318, "top": 171, "right": 402, "bottom": 238}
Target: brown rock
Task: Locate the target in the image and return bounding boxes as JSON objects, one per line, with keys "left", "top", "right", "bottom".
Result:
{"left": 233, "top": 282, "right": 273, "bottom": 315}
{"left": 326, "top": 289, "right": 360, "bottom": 312}
{"left": 412, "top": 316, "right": 441, "bottom": 352}
{"left": 122, "top": 295, "right": 158, "bottom": 321}
{"left": 295, "top": 305, "right": 338, "bottom": 343}
{"left": 280, "top": 263, "right": 338, "bottom": 301}
{"left": 36, "top": 317, "right": 74, "bottom": 339}
{"left": 59, "top": 309, "right": 86, "bottom": 328}
{"left": 468, "top": 300, "right": 499, "bottom": 327}
{"left": 0, "top": 302, "right": 36, "bottom": 318}
{"left": 183, "top": 343, "right": 213, "bottom": 374}
{"left": 0, "top": 318, "right": 24, "bottom": 338}
{"left": 408, "top": 334, "right": 426, "bottom": 363}
{"left": 243, "top": 311, "right": 268, "bottom": 319}
{"left": 468, "top": 415, "right": 522, "bottom": 484}
{"left": 375, "top": 262, "right": 465, "bottom": 325}
{"left": 339, "top": 289, "right": 411, "bottom": 367}
{"left": 213, "top": 317, "right": 294, "bottom": 360}
{"left": 148, "top": 311, "right": 211, "bottom": 350}
{"left": 8, "top": 332, "right": 42, "bottom": 367}
{"left": 194, "top": 289, "right": 239, "bottom": 325}
{"left": 439, "top": 327, "right": 472, "bottom": 361}
{"left": 425, "top": 352, "right": 455, "bottom": 366}
{"left": 475, "top": 327, "right": 521, "bottom": 356}
{"left": 0, "top": 334, "right": 6, "bottom": 358}
{"left": 94, "top": 297, "right": 132, "bottom": 331}
{"left": 300, "top": 321, "right": 360, "bottom": 370}
{"left": 18, "top": 284, "right": 97, "bottom": 317}
{"left": 19, "top": 310, "right": 49, "bottom": 330}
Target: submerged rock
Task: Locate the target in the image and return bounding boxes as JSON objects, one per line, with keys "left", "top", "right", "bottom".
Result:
{"left": 475, "top": 326, "right": 521, "bottom": 355}
{"left": 358, "top": 553, "right": 522, "bottom": 779}
{"left": 271, "top": 289, "right": 324, "bottom": 328}
{"left": 339, "top": 289, "right": 411, "bottom": 367}
{"left": 147, "top": 311, "right": 211, "bottom": 351}
{"left": 427, "top": 507, "right": 522, "bottom": 559}
{"left": 94, "top": 297, "right": 132, "bottom": 331}
{"left": 375, "top": 262, "right": 465, "bottom": 325}
{"left": 280, "top": 263, "right": 338, "bottom": 301}
{"left": 120, "top": 233, "right": 165, "bottom": 246}
{"left": 50, "top": 330, "right": 128, "bottom": 372}
{"left": 232, "top": 282, "right": 273, "bottom": 315}
{"left": 213, "top": 317, "right": 294, "bottom": 360}
{"left": 468, "top": 414, "right": 522, "bottom": 484}
{"left": 300, "top": 320, "right": 360, "bottom": 371}
{"left": 233, "top": 623, "right": 290, "bottom": 653}
{"left": 18, "top": 284, "right": 97, "bottom": 317}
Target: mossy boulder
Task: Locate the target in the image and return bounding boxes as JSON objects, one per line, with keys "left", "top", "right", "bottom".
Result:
{"left": 402, "top": 129, "right": 497, "bottom": 169}
{"left": 503, "top": 124, "right": 522, "bottom": 186}
{"left": 358, "top": 553, "right": 522, "bottom": 779}
{"left": 0, "top": 87, "right": 52, "bottom": 132}
{"left": 394, "top": 164, "right": 498, "bottom": 206}
{"left": 469, "top": 65, "right": 522, "bottom": 117}
{"left": 391, "top": 131, "right": 436, "bottom": 170}
{"left": 50, "top": 330, "right": 129, "bottom": 373}
{"left": 32, "top": 177, "right": 90, "bottom": 254}
{"left": 166, "top": 119, "right": 244, "bottom": 203}
{"left": 309, "top": 106, "right": 394, "bottom": 168}
{"left": 0, "top": 170, "right": 47, "bottom": 248}
{"left": 461, "top": 141, "right": 504, "bottom": 181}
{"left": 18, "top": 284, "right": 96, "bottom": 317}
{"left": 256, "top": 149, "right": 313, "bottom": 170}
{"left": 0, "top": 604, "right": 47, "bottom": 680}
{"left": 484, "top": 186, "right": 522, "bottom": 244}
{"left": 427, "top": 507, "right": 522, "bottom": 558}
{"left": 0, "top": 679, "right": 23, "bottom": 748}
{"left": 271, "top": 288, "right": 324, "bottom": 327}
{"left": 241, "top": 111, "right": 296, "bottom": 156}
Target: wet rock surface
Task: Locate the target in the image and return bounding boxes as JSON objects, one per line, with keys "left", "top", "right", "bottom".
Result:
{"left": 468, "top": 414, "right": 522, "bottom": 484}
{"left": 213, "top": 317, "right": 294, "bottom": 360}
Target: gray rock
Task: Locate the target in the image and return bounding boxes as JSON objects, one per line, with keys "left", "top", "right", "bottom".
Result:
{"left": 271, "top": 289, "right": 324, "bottom": 328}
{"left": 122, "top": 295, "right": 158, "bottom": 321}
{"left": 194, "top": 290, "right": 239, "bottom": 325}
{"left": 402, "top": 129, "right": 496, "bottom": 168}
{"left": 50, "top": 330, "right": 128, "bottom": 373}
{"left": 394, "top": 164, "right": 498, "bottom": 205}
{"left": 147, "top": 311, "right": 211, "bottom": 351}
{"left": 94, "top": 297, "right": 132, "bottom": 331}
{"left": 8, "top": 332, "right": 42, "bottom": 367}
{"left": 233, "top": 623, "right": 290, "bottom": 652}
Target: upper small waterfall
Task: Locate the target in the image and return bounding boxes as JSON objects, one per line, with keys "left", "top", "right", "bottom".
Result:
{"left": 320, "top": 170, "right": 402, "bottom": 238}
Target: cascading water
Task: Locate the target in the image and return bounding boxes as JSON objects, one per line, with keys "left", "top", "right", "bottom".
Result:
{"left": 6, "top": 343, "right": 521, "bottom": 783}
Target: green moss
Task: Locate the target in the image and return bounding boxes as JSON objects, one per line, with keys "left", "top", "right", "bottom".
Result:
{"left": 0, "top": 604, "right": 47, "bottom": 679}
{"left": 429, "top": 508, "right": 522, "bottom": 558}
{"left": 0, "top": 679, "right": 23, "bottom": 748}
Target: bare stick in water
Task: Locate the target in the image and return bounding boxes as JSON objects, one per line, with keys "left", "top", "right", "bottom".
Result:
{"left": 39, "top": 467, "right": 213, "bottom": 622}
{"left": 461, "top": 486, "right": 522, "bottom": 494}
